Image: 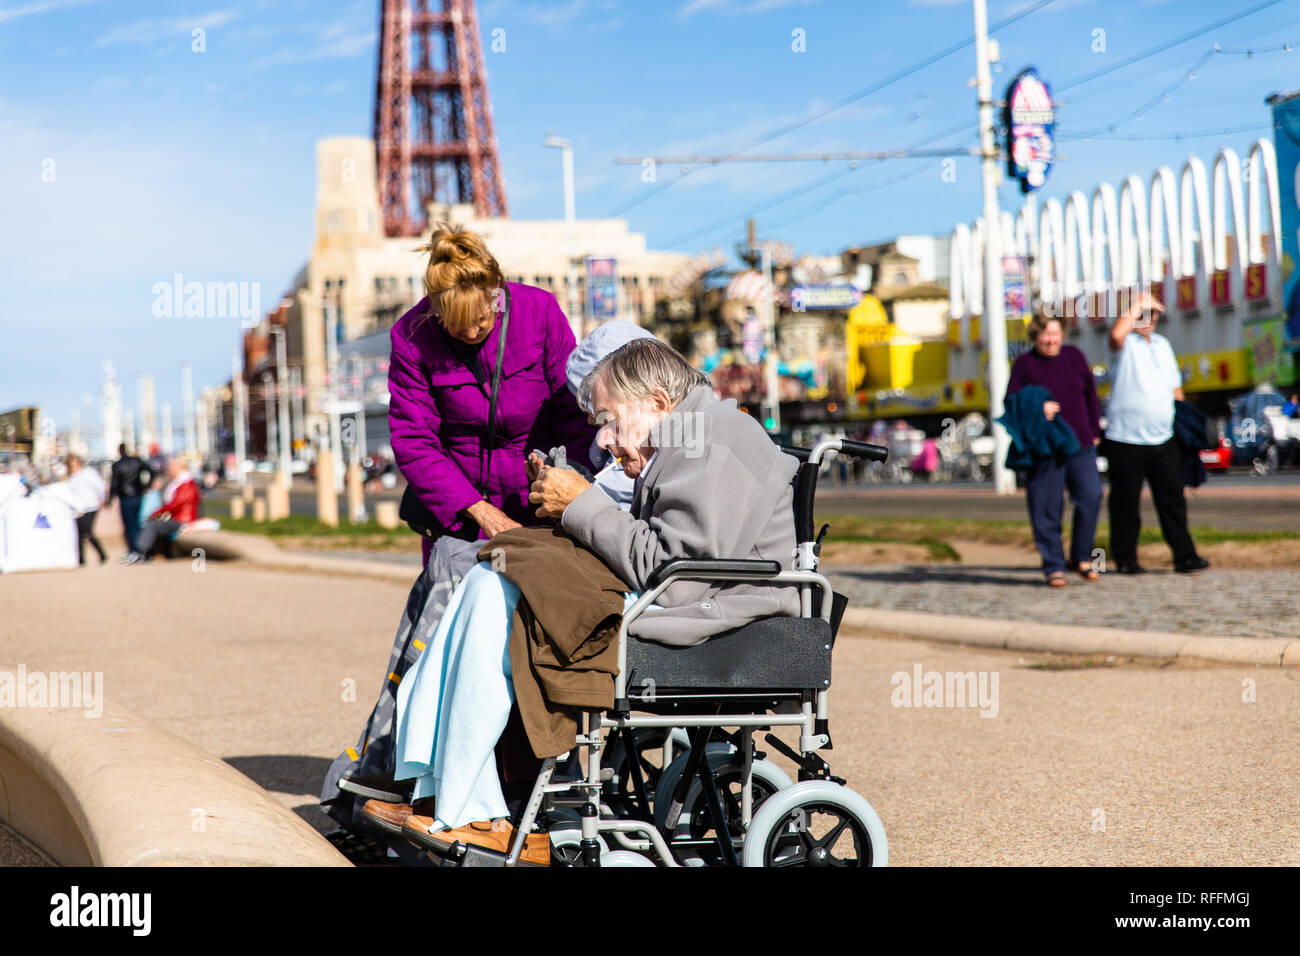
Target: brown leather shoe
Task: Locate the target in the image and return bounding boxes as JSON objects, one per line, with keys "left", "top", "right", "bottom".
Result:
{"left": 361, "top": 799, "right": 412, "bottom": 835}
{"left": 407, "top": 818, "right": 550, "bottom": 866}
{"left": 362, "top": 797, "right": 434, "bottom": 835}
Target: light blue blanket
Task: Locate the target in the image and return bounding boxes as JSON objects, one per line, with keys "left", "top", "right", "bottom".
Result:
{"left": 394, "top": 561, "right": 520, "bottom": 829}
{"left": 394, "top": 561, "right": 644, "bottom": 831}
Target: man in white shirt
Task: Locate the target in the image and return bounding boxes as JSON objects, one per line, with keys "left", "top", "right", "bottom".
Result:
{"left": 1104, "top": 293, "right": 1207, "bottom": 574}
{"left": 65, "top": 454, "right": 107, "bottom": 566}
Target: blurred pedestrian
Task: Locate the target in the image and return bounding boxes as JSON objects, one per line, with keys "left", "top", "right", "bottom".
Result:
{"left": 65, "top": 454, "right": 107, "bottom": 566}
{"left": 124, "top": 457, "right": 200, "bottom": 564}
{"left": 1103, "top": 292, "right": 1207, "bottom": 574}
{"left": 105, "top": 443, "right": 152, "bottom": 554}
{"left": 1005, "top": 311, "right": 1103, "bottom": 586}
{"left": 1283, "top": 392, "right": 1299, "bottom": 418}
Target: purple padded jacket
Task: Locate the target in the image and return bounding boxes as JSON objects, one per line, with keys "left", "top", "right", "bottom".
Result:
{"left": 387, "top": 283, "right": 597, "bottom": 562}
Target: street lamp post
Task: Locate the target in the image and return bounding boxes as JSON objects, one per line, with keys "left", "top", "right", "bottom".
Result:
{"left": 261, "top": 371, "right": 277, "bottom": 467}
{"left": 271, "top": 326, "right": 292, "bottom": 480}
{"left": 973, "top": 0, "right": 1013, "bottom": 494}
{"left": 544, "top": 133, "right": 581, "bottom": 338}
{"left": 760, "top": 241, "right": 781, "bottom": 434}
{"left": 325, "top": 290, "right": 344, "bottom": 495}
{"left": 231, "top": 351, "right": 247, "bottom": 489}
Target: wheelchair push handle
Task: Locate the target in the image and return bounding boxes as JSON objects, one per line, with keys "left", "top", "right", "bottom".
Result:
{"left": 779, "top": 439, "right": 889, "bottom": 467}
{"left": 835, "top": 439, "right": 888, "bottom": 462}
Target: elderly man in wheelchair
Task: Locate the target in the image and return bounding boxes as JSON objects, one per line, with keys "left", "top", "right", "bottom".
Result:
{"left": 364, "top": 337, "right": 889, "bottom": 867}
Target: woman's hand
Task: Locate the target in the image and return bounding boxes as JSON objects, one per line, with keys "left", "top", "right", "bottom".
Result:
{"left": 529, "top": 467, "right": 591, "bottom": 520}
{"left": 466, "top": 499, "right": 521, "bottom": 538}
{"left": 1043, "top": 400, "right": 1060, "bottom": 421}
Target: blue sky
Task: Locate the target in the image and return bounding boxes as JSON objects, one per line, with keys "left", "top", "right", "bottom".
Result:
{"left": 3, "top": 0, "right": 1299, "bottom": 437}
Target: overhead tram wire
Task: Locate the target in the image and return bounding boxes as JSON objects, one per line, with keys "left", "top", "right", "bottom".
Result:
{"left": 601, "top": 0, "right": 1059, "bottom": 218}
{"left": 1062, "top": 47, "right": 1220, "bottom": 139}
{"left": 1055, "top": 0, "right": 1285, "bottom": 92}
{"left": 661, "top": 117, "right": 981, "bottom": 249}
{"left": 663, "top": 165, "right": 861, "bottom": 249}
{"left": 1062, "top": 122, "right": 1270, "bottom": 142}
{"left": 1060, "top": 26, "right": 1300, "bottom": 143}
{"left": 763, "top": 155, "right": 961, "bottom": 232}
{"left": 651, "top": 2, "right": 1288, "bottom": 249}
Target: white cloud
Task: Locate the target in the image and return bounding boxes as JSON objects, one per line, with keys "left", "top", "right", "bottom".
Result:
{"left": 93, "top": 9, "right": 240, "bottom": 48}
{"left": 481, "top": 0, "right": 619, "bottom": 29}
{"left": 678, "top": 0, "right": 818, "bottom": 17}
{"left": 247, "top": 20, "right": 376, "bottom": 70}
{"left": 0, "top": 0, "right": 95, "bottom": 26}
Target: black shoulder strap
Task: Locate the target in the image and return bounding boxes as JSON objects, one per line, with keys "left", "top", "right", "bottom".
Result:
{"left": 477, "top": 284, "right": 511, "bottom": 496}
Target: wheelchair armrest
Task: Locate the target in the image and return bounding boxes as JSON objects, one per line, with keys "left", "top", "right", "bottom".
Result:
{"left": 644, "top": 558, "right": 782, "bottom": 590}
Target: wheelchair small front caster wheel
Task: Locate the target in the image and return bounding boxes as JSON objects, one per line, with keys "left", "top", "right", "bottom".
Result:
{"left": 598, "top": 850, "right": 656, "bottom": 867}
{"left": 741, "top": 780, "right": 888, "bottom": 868}
{"left": 547, "top": 828, "right": 609, "bottom": 867}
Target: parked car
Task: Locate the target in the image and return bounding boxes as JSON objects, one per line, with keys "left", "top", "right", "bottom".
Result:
{"left": 1198, "top": 422, "right": 1233, "bottom": 471}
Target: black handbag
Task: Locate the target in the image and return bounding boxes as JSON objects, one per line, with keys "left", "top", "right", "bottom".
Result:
{"left": 399, "top": 285, "right": 511, "bottom": 541}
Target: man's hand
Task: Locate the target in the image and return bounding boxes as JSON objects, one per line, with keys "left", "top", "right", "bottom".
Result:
{"left": 466, "top": 499, "right": 521, "bottom": 538}
{"left": 1043, "top": 400, "right": 1061, "bottom": 421}
{"left": 529, "top": 466, "right": 591, "bottom": 519}
{"left": 1110, "top": 290, "right": 1164, "bottom": 351}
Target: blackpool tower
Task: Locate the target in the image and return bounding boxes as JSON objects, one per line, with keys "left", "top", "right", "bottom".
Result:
{"left": 374, "top": 0, "right": 509, "bottom": 237}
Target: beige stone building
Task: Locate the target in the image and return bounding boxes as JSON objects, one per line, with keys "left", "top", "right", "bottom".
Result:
{"left": 252, "top": 136, "right": 691, "bottom": 457}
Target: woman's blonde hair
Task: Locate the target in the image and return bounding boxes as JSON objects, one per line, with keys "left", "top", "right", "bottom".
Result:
{"left": 418, "top": 222, "right": 503, "bottom": 333}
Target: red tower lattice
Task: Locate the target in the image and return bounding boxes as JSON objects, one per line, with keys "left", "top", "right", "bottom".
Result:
{"left": 374, "top": 0, "right": 509, "bottom": 237}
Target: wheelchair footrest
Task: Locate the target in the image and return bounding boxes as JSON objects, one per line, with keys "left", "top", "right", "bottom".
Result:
{"left": 426, "top": 841, "right": 546, "bottom": 868}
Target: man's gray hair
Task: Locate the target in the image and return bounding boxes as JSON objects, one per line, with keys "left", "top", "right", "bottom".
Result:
{"left": 579, "top": 338, "right": 710, "bottom": 413}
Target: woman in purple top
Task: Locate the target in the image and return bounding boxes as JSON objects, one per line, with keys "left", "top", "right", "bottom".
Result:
{"left": 1005, "top": 312, "right": 1103, "bottom": 586}
{"left": 388, "top": 224, "right": 596, "bottom": 566}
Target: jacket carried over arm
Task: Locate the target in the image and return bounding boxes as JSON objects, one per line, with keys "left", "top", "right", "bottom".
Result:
{"left": 560, "top": 384, "right": 800, "bottom": 647}
{"left": 997, "top": 385, "right": 1081, "bottom": 470}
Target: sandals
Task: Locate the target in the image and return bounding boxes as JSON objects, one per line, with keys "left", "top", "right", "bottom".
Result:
{"left": 1045, "top": 571, "right": 1067, "bottom": 587}
{"left": 1075, "top": 563, "right": 1100, "bottom": 582}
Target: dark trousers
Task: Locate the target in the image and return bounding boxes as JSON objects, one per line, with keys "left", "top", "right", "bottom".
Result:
{"left": 76, "top": 510, "right": 106, "bottom": 564}
{"left": 135, "top": 518, "right": 181, "bottom": 558}
{"left": 118, "top": 495, "right": 142, "bottom": 552}
{"left": 1105, "top": 437, "right": 1198, "bottom": 566}
{"left": 1024, "top": 446, "right": 1103, "bottom": 575}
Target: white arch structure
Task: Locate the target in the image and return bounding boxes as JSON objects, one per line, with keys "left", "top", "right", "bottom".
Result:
{"left": 950, "top": 140, "right": 1283, "bottom": 327}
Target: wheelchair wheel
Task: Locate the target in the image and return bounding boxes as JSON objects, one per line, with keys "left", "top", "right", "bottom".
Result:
{"left": 604, "top": 728, "right": 691, "bottom": 818}
{"left": 654, "top": 747, "right": 792, "bottom": 866}
{"left": 548, "top": 827, "right": 609, "bottom": 867}
{"left": 741, "top": 780, "right": 888, "bottom": 867}
{"left": 599, "top": 850, "right": 657, "bottom": 867}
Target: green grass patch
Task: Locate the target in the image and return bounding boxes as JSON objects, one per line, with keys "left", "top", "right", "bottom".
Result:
{"left": 818, "top": 514, "right": 1033, "bottom": 548}
{"left": 220, "top": 514, "right": 406, "bottom": 542}
{"left": 1095, "top": 525, "right": 1300, "bottom": 552}
{"left": 826, "top": 533, "right": 961, "bottom": 562}
{"left": 1027, "top": 657, "right": 1111, "bottom": 671}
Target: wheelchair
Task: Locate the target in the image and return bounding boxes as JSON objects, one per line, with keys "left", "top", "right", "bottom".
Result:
{"left": 430, "top": 436, "right": 890, "bottom": 868}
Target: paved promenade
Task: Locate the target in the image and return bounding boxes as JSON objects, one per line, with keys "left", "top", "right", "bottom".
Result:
{"left": 3, "top": 548, "right": 1297, "bottom": 865}
{"left": 829, "top": 564, "right": 1300, "bottom": 640}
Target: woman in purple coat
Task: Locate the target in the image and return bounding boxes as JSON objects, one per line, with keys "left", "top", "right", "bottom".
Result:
{"left": 1005, "top": 311, "right": 1103, "bottom": 587}
{"left": 388, "top": 224, "right": 596, "bottom": 564}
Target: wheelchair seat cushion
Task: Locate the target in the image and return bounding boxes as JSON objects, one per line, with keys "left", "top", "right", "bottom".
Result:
{"left": 624, "top": 614, "right": 833, "bottom": 692}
